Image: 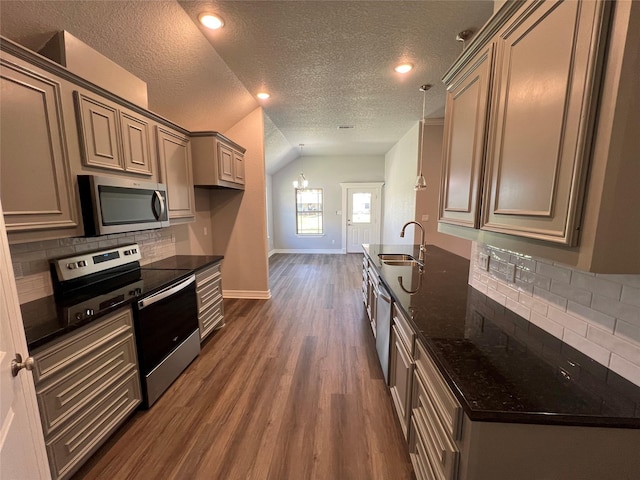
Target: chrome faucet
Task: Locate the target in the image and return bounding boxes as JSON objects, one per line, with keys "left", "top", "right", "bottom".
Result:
{"left": 400, "top": 221, "right": 426, "bottom": 261}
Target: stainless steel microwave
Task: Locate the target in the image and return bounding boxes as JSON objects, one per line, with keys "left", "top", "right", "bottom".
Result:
{"left": 78, "top": 174, "right": 169, "bottom": 236}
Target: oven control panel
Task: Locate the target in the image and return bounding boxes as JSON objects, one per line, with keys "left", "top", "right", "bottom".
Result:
{"left": 51, "top": 244, "right": 142, "bottom": 282}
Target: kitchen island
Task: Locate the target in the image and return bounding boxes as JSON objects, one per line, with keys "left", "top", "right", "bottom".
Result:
{"left": 364, "top": 244, "right": 640, "bottom": 479}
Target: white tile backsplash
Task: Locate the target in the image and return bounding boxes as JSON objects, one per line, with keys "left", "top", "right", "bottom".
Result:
{"left": 471, "top": 241, "right": 640, "bottom": 387}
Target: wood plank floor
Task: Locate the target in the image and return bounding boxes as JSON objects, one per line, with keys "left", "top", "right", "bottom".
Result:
{"left": 73, "top": 253, "right": 414, "bottom": 480}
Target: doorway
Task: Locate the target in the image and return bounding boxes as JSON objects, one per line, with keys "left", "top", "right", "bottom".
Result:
{"left": 341, "top": 183, "right": 383, "bottom": 253}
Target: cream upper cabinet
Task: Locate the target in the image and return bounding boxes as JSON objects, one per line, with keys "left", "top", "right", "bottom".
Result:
{"left": 0, "top": 53, "right": 79, "bottom": 236}
{"left": 482, "top": 0, "right": 608, "bottom": 245}
{"left": 156, "top": 126, "right": 195, "bottom": 220}
{"left": 439, "top": 44, "right": 494, "bottom": 228}
{"left": 75, "top": 92, "right": 154, "bottom": 176}
{"left": 440, "top": 0, "right": 609, "bottom": 245}
{"left": 191, "top": 132, "right": 247, "bottom": 190}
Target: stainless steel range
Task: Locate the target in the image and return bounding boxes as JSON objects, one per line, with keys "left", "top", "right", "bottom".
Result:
{"left": 50, "top": 243, "right": 200, "bottom": 407}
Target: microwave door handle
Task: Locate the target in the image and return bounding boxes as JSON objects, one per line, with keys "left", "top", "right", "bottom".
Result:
{"left": 152, "top": 190, "right": 166, "bottom": 220}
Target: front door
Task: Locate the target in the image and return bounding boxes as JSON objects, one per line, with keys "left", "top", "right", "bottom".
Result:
{"left": 346, "top": 187, "right": 380, "bottom": 253}
{"left": 0, "top": 200, "right": 51, "bottom": 479}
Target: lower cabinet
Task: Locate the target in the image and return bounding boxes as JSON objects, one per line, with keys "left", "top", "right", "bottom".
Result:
{"left": 195, "top": 262, "right": 224, "bottom": 342}
{"left": 31, "top": 307, "right": 141, "bottom": 480}
{"left": 389, "top": 304, "right": 415, "bottom": 440}
{"left": 410, "top": 340, "right": 461, "bottom": 480}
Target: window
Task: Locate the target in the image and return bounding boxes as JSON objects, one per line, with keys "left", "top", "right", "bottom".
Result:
{"left": 296, "top": 188, "right": 323, "bottom": 235}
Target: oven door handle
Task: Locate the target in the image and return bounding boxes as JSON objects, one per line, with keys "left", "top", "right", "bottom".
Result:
{"left": 138, "top": 274, "right": 195, "bottom": 310}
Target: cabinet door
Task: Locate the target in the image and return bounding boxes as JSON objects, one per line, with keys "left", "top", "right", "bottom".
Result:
{"left": 439, "top": 44, "right": 494, "bottom": 228}
{"left": 120, "top": 110, "right": 153, "bottom": 176}
{"left": 482, "top": 0, "right": 609, "bottom": 245}
{"left": 217, "top": 142, "right": 235, "bottom": 183}
{"left": 75, "top": 92, "right": 123, "bottom": 171}
{"left": 233, "top": 150, "right": 245, "bottom": 185}
{"left": 156, "top": 126, "right": 195, "bottom": 220}
{"left": 0, "top": 58, "right": 77, "bottom": 232}
{"left": 390, "top": 326, "right": 413, "bottom": 440}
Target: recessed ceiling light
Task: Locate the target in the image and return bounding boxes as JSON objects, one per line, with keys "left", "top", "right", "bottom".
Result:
{"left": 394, "top": 63, "right": 413, "bottom": 74}
{"left": 256, "top": 92, "right": 270, "bottom": 100}
{"left": 199, "top": 13, "right": 224, "bottom": 30}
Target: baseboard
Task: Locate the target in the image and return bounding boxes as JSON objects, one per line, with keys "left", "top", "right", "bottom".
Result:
{"left": 271, "top": 248, "right": 346, "bottom": 254}
{"left": 223, "top": 289, "right": 272, "bottom": 299}
{"left": 268, "top": 249, "right": 277, "bottom": 258}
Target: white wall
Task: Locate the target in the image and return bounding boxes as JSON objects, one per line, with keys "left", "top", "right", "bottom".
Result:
{"left": 382, "top": 123, "right": 419, "bottom": 245}
{"left": 272, "top": 155, "right": 384, "bottom": 251}
{"left": 470, "top": 241, "right": 640, "bottom": 386}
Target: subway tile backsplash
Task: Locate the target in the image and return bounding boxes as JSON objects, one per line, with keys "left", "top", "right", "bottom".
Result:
{"left": 11, "top": 228, "right": 177, "bottom": 304}
{"left": 470, "top": 241, "right": 640, "bottom": 387}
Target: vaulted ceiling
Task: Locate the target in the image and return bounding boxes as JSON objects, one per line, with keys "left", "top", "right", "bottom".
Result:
{"left": 0, "top": 1, "right": 494, "bottom": 173}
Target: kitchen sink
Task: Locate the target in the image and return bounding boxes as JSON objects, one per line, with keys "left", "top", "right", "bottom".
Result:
{"left": 382, "top": 260, "right": 422, "bottom": 267}
{"left": 378, "top": 253, "right": 423, "bottom": 267}
{"left": 378, "top": 253, "right": 416, "bottom": 261}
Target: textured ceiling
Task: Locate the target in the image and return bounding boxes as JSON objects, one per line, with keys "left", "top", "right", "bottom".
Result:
{"left": 0, "top": 1, "right": 494, "bottom": 174}
{"left": 179, "top": 1, "right": 494, "bottom": 170}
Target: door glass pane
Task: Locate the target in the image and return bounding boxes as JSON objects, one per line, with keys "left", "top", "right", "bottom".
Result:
{"left": 352, "top": 192, "right": 371, "bottom": 223}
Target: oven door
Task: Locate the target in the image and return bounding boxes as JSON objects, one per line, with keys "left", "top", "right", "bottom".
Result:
{"left": 135, "top": 274, "right": 198, "bottom": 376}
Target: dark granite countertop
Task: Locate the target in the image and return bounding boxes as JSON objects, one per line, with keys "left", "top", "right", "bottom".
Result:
{"left": 141, "top": 255, "right": 223, "bottom": 271}
{"left": 364, "top": 244, "right": 640, "bottom": 429}
{"left": 22, "top": 255, "right": 223, "bottom": 350}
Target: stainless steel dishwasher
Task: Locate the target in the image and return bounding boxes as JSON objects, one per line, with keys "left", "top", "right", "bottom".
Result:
{"left": 375, "top": 279, "right": 393, "bottom": 383}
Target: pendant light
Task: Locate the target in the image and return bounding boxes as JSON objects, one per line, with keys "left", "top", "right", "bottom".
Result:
{"left": 293, "top": 144, "right": 309, "bottom": 189}
{"left": 414, "top": 84, "right": 431, "bottom": 191}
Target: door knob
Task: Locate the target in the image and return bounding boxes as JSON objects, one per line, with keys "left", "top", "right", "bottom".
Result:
{"left": 11, "top": 353, "right": 35, "bottom": 377}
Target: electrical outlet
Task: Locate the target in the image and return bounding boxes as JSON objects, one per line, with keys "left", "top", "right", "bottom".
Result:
{"left": 421, "top": 214, "right": 430, "bottom": 221}
{"left": 203, "top": 227, "right": 208, "bottom": 236}
{"left": 506, "top": 262, "right": 516, "bottom": 283}
{"left": 479, "top": 253, "right": 489, "bottom": 271}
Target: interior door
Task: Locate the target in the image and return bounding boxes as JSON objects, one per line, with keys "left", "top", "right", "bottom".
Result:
{"left": 347, "top": 187, "right": 378, "bottom": 253}
{"left": 0, "top": 200, "right": 51, "bottom": 480}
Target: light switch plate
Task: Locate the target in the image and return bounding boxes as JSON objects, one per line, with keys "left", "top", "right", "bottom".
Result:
{"left": 421, "top": 214, "right": 429, "bottom": 221}
{"left": 479, "top": 253, "right": 489, "bottom": 271}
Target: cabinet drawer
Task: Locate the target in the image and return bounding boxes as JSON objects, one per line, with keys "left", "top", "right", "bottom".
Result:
{"left": 197, "top": 277, "right": 222, "bottom": 311}
{"left": 196, "top": 262, "right": 221, "bottom": 285}
{"left": 413, "top": 372, "right": 459, "bottom": 480}
{"left": 45, "top": 371, "right": 140, "bottom": 480}
{"left": 199, "top": 300, "right": 224, "bottom": 341}
{"left": 32, "top": 308, "right": 134, "bottom": 384}
{"left": 390, "top": 325, "right": 414, "bottom": 440}
{"left": 393, "top": 303, "right": 415, "bottom": 356}
{"left": 415, "top": 341, "right": 462, "bottom": 440}
{"left": 410, "top": 416, "right": 438, "bottom": 480}
{"left": 36, "top": 335, "right": 138, "bottom": 437}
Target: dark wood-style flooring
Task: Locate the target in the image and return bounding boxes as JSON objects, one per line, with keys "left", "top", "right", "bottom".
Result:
{"left": 73, "top": 253, "right": 414, "bottom": 479}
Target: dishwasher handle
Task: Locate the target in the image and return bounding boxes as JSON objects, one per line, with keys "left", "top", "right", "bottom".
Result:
{"left": 378, "top": 283, "right": 392, "bottom": 304}
{"left": 138, "top": 274, "right": 195, "bottom": 310}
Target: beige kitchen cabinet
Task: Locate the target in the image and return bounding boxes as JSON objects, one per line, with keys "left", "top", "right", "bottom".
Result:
{"left": 0, "top": 52, "right": 79, "bottom": 237}
{"left": 438, "top": 0, "right": 640, "bottom": 273}
{"left": 482, "top": 0, "right": 609, "bottom": 245}
{"left": 31, "top": 307, "right": 141, "bottom": 480}
{"left": 440, "top": 0, "right": 609, "bottom": 245}
{"left": 156, "top": 126, "right": 195, "bottom": 220}
{"left": 191, "top": 132, "right": 246, "bottom": 190}
{"left": 409, "top": 341, "right": 461, "bottom": 480}
{"left": 439, "top": 44, "right": 493, "bottom": 229}
{"left": 195, "top": 262, "right": 224, "bottom": 342}
{"left": 389, "top": 304, "right": 416, "bottom": 440}
{"left": 75, "top": 91, "right": 154, "bottom": 176}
